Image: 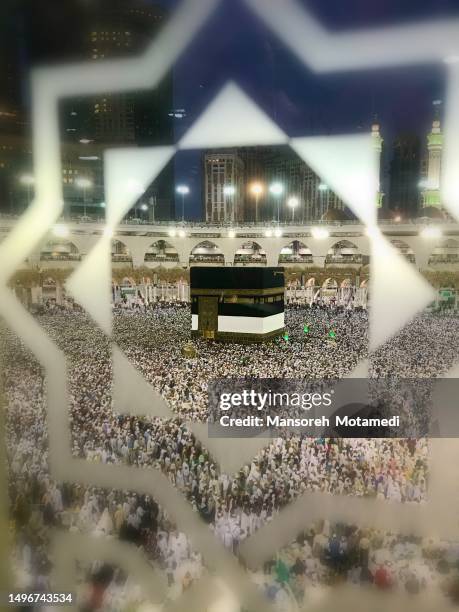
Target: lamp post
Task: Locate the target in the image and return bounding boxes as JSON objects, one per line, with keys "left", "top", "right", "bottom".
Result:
{"left": 287, "top": 196, "right": 299, "bottom": 223}
{"left": 223, "top": 185, "right": 236, "bottom": 223}
{"left": 269, "top": 181, "right": 284, "bottom": 223}
{"left": 176, "top": 185, "right": 189, "bottom": 223}
{"left": 75, "top": 177, "right": 93, "bottom": 217}
{"left": 250, "top": 182, "right": 263, "bottom": 223}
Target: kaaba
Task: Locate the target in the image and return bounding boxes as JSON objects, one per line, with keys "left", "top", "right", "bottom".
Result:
{"left": 190, "top": 267, "right": 285, "bottom": 342}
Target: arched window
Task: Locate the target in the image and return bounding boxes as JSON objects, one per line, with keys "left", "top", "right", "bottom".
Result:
{"left": 325, "top": 240, "right": 361, "bottom": 264}
{"left": 40, "top": 240, "right": 80, "bottom": 262}
{"left": 390, "top": 239, "right": 415, "bottom": 264}
{"left": 190, "top": 241, "right": 224, "bottom": 265}
{"left": 111, "top": 239, "right": 132, "bottom": 263}
{"left": 144, "top": 240, "right": 179, "bottom": 263}
{"left": 234, "top": 241, "right": 266, "bottom": 266}
{"left": 279, "top": 240, "right": 312, "bottom": 264}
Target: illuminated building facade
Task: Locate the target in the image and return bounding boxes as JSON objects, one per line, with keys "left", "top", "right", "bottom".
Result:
{"left": 204, "top": 152, "right": 245, "bottom": 223}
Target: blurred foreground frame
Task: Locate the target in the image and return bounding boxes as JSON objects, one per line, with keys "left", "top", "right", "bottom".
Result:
{"left": 0, "top": 387, "right": 12, "bottom": 598}
{"left": 2, "top": 0, "right": 459, "bottom": 609}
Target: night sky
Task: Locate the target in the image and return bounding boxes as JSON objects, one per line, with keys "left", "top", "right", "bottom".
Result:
{"left": 171, "top": 0, "right": 452, "bottom": 139}
{"left": 166, "top": 0, "right": 457, "bottom": 216}
{"left": 2, "top": 0, "right": 459, "bottom": 218}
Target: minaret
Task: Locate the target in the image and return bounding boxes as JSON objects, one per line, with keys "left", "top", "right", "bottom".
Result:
{"left": 371, "top": 119, "right": 383, "bottom": 207}
{"left": 421, "top": 100, "right": 443, "bottom": 210}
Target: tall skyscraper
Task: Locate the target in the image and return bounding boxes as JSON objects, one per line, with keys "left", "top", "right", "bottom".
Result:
{"left": 261, "top": 147, "right": 345, "bottom": 222}
{"left": 85, "top": 1, "right": 172, "bottom": 146}
{"left": 204, "top": 151, "right": 244, "bottom": 223}
{"left": 389, "top": 133, "right": 421, "bottom": 216}
{"left": 206, "top": 145, "right": 346, "bottom": 223}
{"left": 60, "top": 0, "right": 174, "bottom": 219}
{"left": 420, "top": 101, "right": 443, "bottom": 212}
{"left": 0, "top": 10, "right": 30, "bottom": 212}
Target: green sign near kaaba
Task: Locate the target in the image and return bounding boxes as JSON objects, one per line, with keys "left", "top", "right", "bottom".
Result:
{"left": 121, "top": 286, "right": 136, "bottom": 295}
